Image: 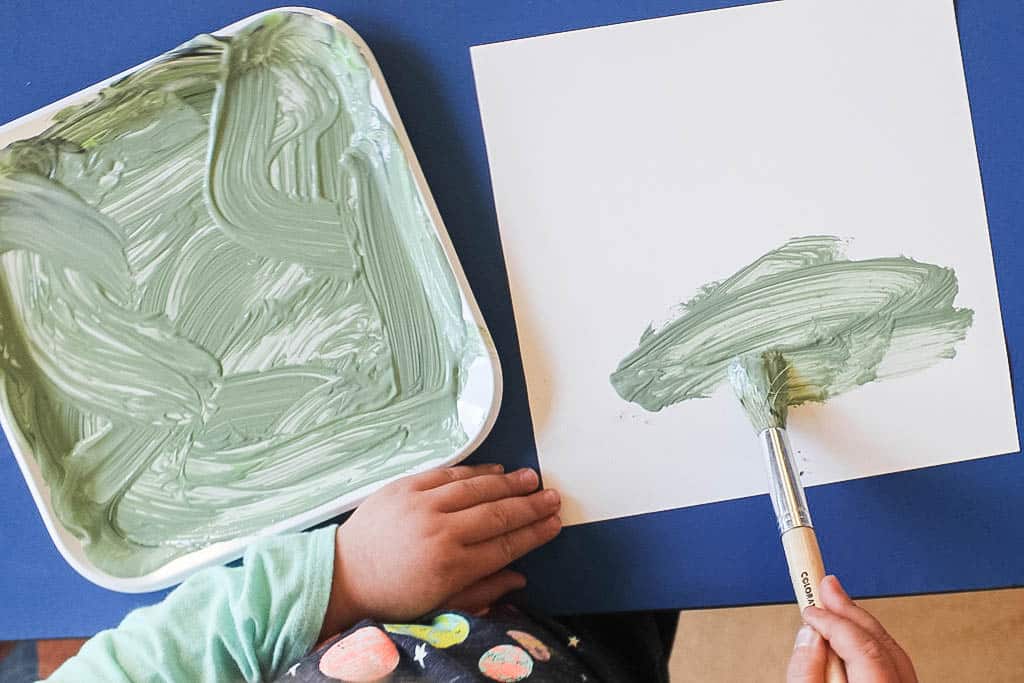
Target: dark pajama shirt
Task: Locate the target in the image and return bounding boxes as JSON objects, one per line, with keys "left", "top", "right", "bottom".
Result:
{"left": 275, "top": 604, "right": 677, "bottom": 683}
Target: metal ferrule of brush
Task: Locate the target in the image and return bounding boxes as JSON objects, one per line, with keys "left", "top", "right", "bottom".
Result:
{"left": 758, "top": 427, "right": 812, "bottom": 534}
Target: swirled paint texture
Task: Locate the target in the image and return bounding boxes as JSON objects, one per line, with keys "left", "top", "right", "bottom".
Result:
{"left": 0, "top": 13, "right": 480, "bottom": 576}
{"left": 611, "top": 236, "right": 973, "bottom": 411}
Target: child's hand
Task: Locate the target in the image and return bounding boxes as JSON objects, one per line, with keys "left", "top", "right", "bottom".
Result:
{"left": 787, "top": 575, "right": 917, "bottom": 683}
{"left": 321, "top": 464, "right": 561, "bottom": 637}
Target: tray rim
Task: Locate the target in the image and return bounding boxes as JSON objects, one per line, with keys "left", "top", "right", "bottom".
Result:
{"left": 0, "top": 5, "right": 503, "bottom": 593}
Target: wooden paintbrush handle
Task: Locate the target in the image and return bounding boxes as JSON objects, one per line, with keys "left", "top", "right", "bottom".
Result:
{"left": 782, "top": 526, "right": 848, "bottom": 683}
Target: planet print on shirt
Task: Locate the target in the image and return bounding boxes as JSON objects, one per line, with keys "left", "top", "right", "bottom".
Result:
{"left": 478, "top": 644, "right": 534, "bottom": 682}
{"left": 383, "top": 612, "right": 470, "bottom": 649}
{"left": 506, "top": 630, "right": 551, "bottom": 662}
{"left": 318, "top": 626, "right": 400, "bottom": 681}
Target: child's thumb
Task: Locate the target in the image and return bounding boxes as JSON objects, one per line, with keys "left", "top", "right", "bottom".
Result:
{"left": 787, "top": 625, "right": 827, "bottom": 683}
{"left": 443, "top": 570, "right": 527, "bottom": 615}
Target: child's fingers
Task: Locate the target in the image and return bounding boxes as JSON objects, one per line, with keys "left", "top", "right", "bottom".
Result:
{"left": 802, "top": 606, "right": 901, "bottom": 682}
{"left": 452, "top": 489, "right": 561, "bottom": 544}
{"left": 406, "top": 463, "right": 504, "bottom": 491}
{"left": 431, "top": 468, "right": 540, "bottom": 512}
{"left": 444, "top": 570, "right": 527, "bottom": 614}
{"left": 786, "top": 625, "right": 827, "bottom": 683}
{"left": 819, "top": 576, "right": 917, "bottom": 682}
{"left": 471, "top": 514, "right": 562, "bottom": 575}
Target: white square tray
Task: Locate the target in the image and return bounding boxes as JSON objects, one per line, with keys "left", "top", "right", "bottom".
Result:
{"left": 0, "top": 6, "right": 502, "bottom": 593}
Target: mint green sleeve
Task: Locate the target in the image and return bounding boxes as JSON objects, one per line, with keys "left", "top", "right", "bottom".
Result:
{"left": 45, "top": 524, "right": 337, "bottom": 683}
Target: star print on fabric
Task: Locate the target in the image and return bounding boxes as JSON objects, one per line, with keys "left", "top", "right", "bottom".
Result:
{"left": 568, "top": 635, "right": 580, "bottom": 648}
{"left": 286, "top": 662, "right": 300, "bottom": 677}
{"left": 414, "top": 642, "right": 428, "bottom": 668}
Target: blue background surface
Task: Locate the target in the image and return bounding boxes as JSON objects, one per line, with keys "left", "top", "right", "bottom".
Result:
{"left": 0, "top": 0, "right": 1021, "bottom": 640}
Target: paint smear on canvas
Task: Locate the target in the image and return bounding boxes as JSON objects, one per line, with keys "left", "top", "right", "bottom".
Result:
{"left": 0, "top": 13, "right": 479, "bottom": 576}
{"left": 611, "top": 235, "right": 973, "bottom": 411}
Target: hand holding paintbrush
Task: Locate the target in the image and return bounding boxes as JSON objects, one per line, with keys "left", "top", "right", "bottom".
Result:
{"left": 729, "top": 351, "right": 848, "bottom": 683}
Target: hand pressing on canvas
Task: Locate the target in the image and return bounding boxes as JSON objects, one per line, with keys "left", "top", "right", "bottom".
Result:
{"left": 319, "top": 463, "right": 562, "bottom": 639}
{"left": 787, "top": 575, "right": 918, "bottom": 683}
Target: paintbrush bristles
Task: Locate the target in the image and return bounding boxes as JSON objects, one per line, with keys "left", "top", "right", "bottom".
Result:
{"left": 728, "top": 350, "right": 792, "bottom": 431}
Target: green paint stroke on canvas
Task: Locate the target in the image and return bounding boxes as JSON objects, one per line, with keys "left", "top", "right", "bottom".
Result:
{"left": 611, "top": 236, "right": 973, "bottom": 412}
{"left": 0, "top": 13, "right": 479, "bottom": 576}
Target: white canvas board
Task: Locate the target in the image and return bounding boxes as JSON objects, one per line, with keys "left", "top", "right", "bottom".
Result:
{"left": 471, "top": 0, "right": 1019, "bottom": 525}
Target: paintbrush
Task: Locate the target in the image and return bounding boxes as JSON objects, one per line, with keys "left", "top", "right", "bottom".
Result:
{"left": 729, "top": 350, "right": 847, "bottom": 683}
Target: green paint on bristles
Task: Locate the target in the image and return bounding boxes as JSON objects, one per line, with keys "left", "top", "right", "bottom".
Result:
{"left": 728, "top": 350, "right": 792, "bottom": 431}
